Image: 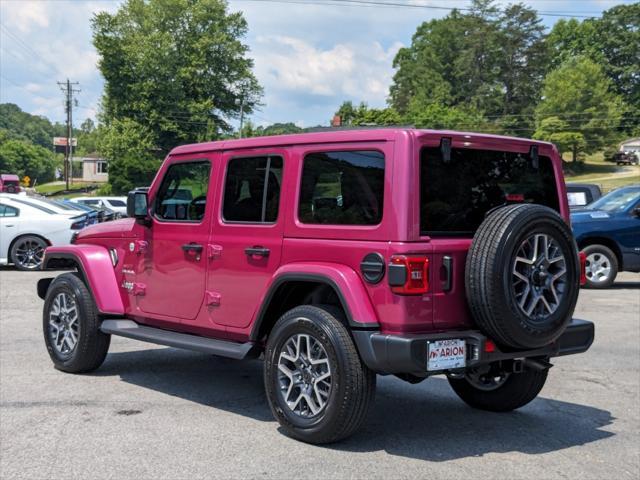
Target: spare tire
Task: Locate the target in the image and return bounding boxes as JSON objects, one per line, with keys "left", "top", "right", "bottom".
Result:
{"left": 466, "top": 204, "right": 580, "bottom": 349}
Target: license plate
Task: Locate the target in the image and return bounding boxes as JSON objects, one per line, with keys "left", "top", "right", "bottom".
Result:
{"left": 427, "top": 339, "right": 466, "bottom": 371}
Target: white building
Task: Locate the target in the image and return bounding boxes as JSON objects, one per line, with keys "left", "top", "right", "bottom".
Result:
{"left": 619, "top": 137, "right": 640, "bottom": 153}
{"left": 81, "top": 154, "right": 108, "bottom": 183}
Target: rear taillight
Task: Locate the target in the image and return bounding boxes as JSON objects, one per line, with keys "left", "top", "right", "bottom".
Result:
{"left": 388, "top": 255, "right": 429, "bottom": 295}
{"left": 579, "top": 251, "right": 587, "bottom": 286}
{"left": 70, "top": 220, "right": 85, "bottom": 230}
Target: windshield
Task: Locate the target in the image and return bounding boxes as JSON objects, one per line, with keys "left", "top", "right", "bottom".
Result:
{"left": 587, "top": 187, "right": 640, "bottom": 213}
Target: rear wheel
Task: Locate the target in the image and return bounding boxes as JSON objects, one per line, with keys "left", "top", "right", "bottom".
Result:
{"left": 448, "top": 365, "right": 548, "bottom": 412}
{"left": 583, "top": 244, "right": 618, "bottom": 288}
{"left": 264, "top": 305, "right": 376, "bottom": 444}
{"left": 10, "top": 235, "right": 47, "bottom": 271}
{"left": 43, "top": 273, "right": 110, "bottom": 373}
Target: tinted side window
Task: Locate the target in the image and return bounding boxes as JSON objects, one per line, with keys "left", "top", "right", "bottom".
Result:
{"left": 108, "top": 199, "right": 126, "bottom": 207}
{"left": 299, "top": 150, "right": 385, "bottom": 225}
{"left": 154, "top": 161, "right": 210, "bottom": 222}
{"left": 223, "top": 156, "right": 283, "bottom": 223}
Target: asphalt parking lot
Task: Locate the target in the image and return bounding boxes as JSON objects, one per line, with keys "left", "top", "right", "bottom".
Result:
{"left": 1, "top": 268, "right": 638, "bottom": 479}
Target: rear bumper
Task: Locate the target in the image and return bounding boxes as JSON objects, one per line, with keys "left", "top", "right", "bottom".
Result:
{"left": 353, "top": 319, "right": 594, "bottom": 375}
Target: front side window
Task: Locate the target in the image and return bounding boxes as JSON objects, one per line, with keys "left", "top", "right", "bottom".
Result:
{"left": 108, "top": 199, "right": 126, "bottom": 207}
{"left": 223, "top": 156, "right": 283, "bottom": 223}
{"left": 154, "top": 161, "right": 210, "bottom": 222}
{"left": 420, "top": 147, "right": 559, "bottom": 236}
{"left": 299, "top": 150, "right": 385, "bottom": 225}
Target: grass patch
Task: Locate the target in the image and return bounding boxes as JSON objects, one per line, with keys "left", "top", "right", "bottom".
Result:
{"left": 35, "top": 181, "right": 100, "bottom": 196}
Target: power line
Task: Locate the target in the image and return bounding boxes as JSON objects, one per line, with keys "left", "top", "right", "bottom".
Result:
{"left": 231, "top": 0, "right": 601, "bottom": 18}
{"left": 0, "top": 23, "right": 61, "bottom": 77}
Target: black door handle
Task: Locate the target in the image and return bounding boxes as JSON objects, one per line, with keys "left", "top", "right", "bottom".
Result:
{"left": 245, "top": 246, "right": 270, "bottom": 258}
{"left": 182, "top": 243, "right": 203, "bottom": 253}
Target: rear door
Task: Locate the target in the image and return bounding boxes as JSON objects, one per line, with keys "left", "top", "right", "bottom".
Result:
{"left": 418, "top": 141, "right": 562, "bottom": 330}
{"left": 206, "top": 150, "right": 287, "bottom": 332}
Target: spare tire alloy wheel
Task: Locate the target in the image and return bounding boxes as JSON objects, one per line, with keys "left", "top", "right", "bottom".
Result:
{"left": 277, "top": 333, "right": 332, "bottom": 418}
{"left": 48, "top": 292, "right": 80, "bottom": 358}
{"left": 512, "top": 233, "right": 567, "bottom": 322}
{"left": 466, "top": 204, "right": 580, "bottom": 350}
{"left": 11, "top": 236, "right": 47, "bottom": 270}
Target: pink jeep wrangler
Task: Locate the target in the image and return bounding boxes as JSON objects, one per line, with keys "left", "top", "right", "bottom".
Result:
{"left": 38, "top": 129, "right": 594, "bottom": 444}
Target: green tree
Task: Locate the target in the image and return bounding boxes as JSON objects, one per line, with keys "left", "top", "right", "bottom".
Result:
{"left": 0, "top": 139, "right": 57, "bottom": 184}
{"left": 533, "top": 117, "right": 586, "bottom": 162}
{"left": 496, "top": 3, "right": 547, "bottom": 136}
{"left": 98, "top": 118, "right": 161, "bottom": 194}
{"left": 546, "top": 4, "right": 639, "bottom": 132}
{"left": 92, "top": 0, "right": 262, "bottom": 154}
{"left": 535, "top": 57, "right": 624, "bottom": 160}
{"left": 333, "top": 102, "right": 402, "bottom": 126}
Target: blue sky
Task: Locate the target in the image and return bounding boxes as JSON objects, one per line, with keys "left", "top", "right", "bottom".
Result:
{"left": 0, "top": 0, "right": 634, "bottom": 131}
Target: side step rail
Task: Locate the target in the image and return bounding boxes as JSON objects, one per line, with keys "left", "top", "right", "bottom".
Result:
{"left": 100, "top": 320, "right": 255, "bottom": 360}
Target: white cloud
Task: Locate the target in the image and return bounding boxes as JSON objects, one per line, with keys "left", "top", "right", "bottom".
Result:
{"left": 254, "top": 35, "right": 402, "bottom": 106}
{"left": 2, "top": 0, "right": 49, "bottom": 33}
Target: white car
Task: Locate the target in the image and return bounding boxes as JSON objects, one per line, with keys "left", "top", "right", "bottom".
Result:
{"left": 71, "top": 197, "right": 128, "bottom": 216}
{"left": 0, "top": 196, "right": 85, "bottom": 270}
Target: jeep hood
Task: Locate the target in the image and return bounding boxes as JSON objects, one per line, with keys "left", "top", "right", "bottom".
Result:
{"left": 76, "top": 218, "right": 137, "bottom": 240}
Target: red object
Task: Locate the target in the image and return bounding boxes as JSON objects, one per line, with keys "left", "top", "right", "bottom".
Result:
{"left": 484, "top": 339, "right": 496, "bottom": 353}
{"left": 579, "top": 251, "right": 587, "bottom": 286}
{"left": 390, "top": 255, "right": 430, "bottom": 295}
{"left": 506, "top": 193, "right": 525, "bottom": 202}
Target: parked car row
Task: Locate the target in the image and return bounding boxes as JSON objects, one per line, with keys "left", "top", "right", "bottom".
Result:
{"left": 0, "top": 193, "right": 126, "bottom": 271}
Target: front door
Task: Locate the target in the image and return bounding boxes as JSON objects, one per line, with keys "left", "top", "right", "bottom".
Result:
{"left": 207, "top": 151, "right": 286, "bottom": 331}
{"left": 138, "top": 157, "right": 214, "bottom": 321}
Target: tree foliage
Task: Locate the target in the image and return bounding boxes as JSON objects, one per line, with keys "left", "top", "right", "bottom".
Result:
{"left": 97, "top": 118, "right": 161, "bottom": 194}
{"left": 0, "top": 139, "right": 57, "bottom": 184}
{"left": 534, "top": 57, "right": 624, "bottom": 160}
{"left": 92, "top": 0, "right": 262, "bottom": 154}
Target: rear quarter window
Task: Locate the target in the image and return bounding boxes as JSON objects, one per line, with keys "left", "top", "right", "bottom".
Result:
{"left": 298, "top": 150, "right": 385, "bottom": 225}
{"left": 421, "top": 146, "right": 559, "bottom": 236}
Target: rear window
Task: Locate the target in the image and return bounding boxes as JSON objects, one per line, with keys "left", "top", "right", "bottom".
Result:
{"left": 420, "top": 146, "right": 559, "bottom": 236}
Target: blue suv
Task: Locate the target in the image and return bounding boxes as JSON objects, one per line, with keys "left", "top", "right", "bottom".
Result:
{"left": 571, "top": 185, "right": 640, "bottom": 288}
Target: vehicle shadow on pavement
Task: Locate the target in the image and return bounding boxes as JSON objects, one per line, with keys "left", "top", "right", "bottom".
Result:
{"left": 95, "top": 348, "right": 614, "bottom": 462}
{"left": 333, "top": 377, "right": 615, "bottom": 461}
{"left": 605, "top": 281, "right": 640, "bottom": 289}
{"left": 94, "top": 347, "right": 273, "bottom": 422}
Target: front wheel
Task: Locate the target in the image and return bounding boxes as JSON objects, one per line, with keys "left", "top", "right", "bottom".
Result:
{"left": 264, "top": 305, "right": 376, "bottom": 444}
{"left": 448, "top": 365, "right": 548, "bottom": 412}
{"left": 43, "top": 273, "right": 110, "bottom": 373}
{"left": 10, "top": 235, "right": 47, "bottom": 271}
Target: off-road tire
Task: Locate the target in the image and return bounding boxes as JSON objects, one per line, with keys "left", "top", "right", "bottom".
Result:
{"left": 43, "top": 273, "right": 110, "bottom": 373}
{"left": 582, "top": 244, "right": 618, "bottom": 289}
{"left": 448, "top": 368, "right": 548, "bottom": 412}
{"left": 264, "top": 305, "right": 376, "bottom": 444}
{"left": 466, "top": 204, "right": 580, "bottom": 349}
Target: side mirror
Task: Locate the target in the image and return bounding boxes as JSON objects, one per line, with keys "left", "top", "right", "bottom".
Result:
{"left": 127, "top": 189, "right": 150, "bottom": 223}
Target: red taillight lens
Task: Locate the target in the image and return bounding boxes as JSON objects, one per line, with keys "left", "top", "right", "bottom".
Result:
{"left": 579, "top": 251, "right": 587, "bottom": 286}
{"left": 389, "top": 255, "right": 429, "bottom": 295}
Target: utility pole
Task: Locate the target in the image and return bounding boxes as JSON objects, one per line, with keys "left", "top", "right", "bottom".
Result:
{"left": 58, "top": 79, "right": 80, "bottom": 190}
{"left": 238, "top": 94, "right": 245, "bottom": 139}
